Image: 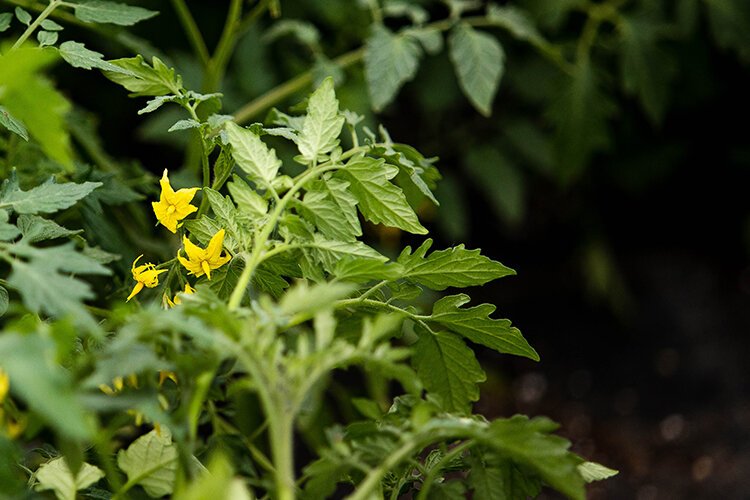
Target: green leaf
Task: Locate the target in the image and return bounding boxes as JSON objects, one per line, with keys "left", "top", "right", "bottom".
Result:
{"left": 298, "top": 77, "right": 345, "bottom": 163}
{"left": 619, "top": 16, "right": 677, "bottom": 124}
{"left": 117, "top": 428, "right": 177, "bottom": 497}
{"left": 705, "top": 0, "right": 750, "bottom": 62}
{"left": 208, "top": 256, "right": 245, "bottom": 300}
{"left": 300, "top": 178, "right": 361, "bottom": 242}
{"left": 546, "top": 61, "right": 616, "bottom": 181}
{"left": 72, "top": 0, "right": 158, "bottom": 26}
{"left": 429, "top": 481, "right": 467, "bottom": 500}
{"left": 487, "top": 5, "right": 545, "bottom": 45}
{"left": 14, "top": 7, "right": 31, "bottom": 25}
{"left": 35, "top": 457, "right": 104, "bottom": 500}
{"left": 365, "top": 24, "right": 422, "bottom": 111}
{"left": 467, "top": 455, "right": 505, "bottom": 500}
{"left": 333, "top": 257, "right": 401, "bottom": 282}
{"left": 58, "top": 41, "right": 134, "bottom": 74}
{"left": 173, "top": 455, "right": 253, "bottom": 500}
{"left": 168, "top": 118, "right": 201, "bottom": 132}
{"left": 227, "top": 175, "right": 268, "bottom": 221}
{"left": 0, "top": 286, "right": 8, "bottom": 316}
{"left": 225, "top": 121, "right": 281, "bottom": 187}
{"left": 412, "top": 327, "right": 485, "bottom": 414}
{"left": 336, "top": 155, "right": 427, "bottom": 234}
{"left": 0, "top": 13, "right": 13, "bottom": 32}
{"left": 308, "top": 234, "right": 386, "bottom": 273}
{"left": 0, "top": 105, "right": 28, "bottom": 141}
{"left": 398, "top": 239, "right": 515, "bottom": 290}
{"left": 486, "top": 416, "right": 585, "bottom": 500}
{"left": 17, "top": 214, "right": 81, "bottom": 243}
{"left": 102, "top": 55, "right": 182, "bottom": 97}
{"left": 0, "top": 210, "right": 19, "bottom": 241}
{"left": 577, "top": 461, "right": 618, "bottom": 482}
{"left": 37, "top": 30, "right": 58, "bottom": 47}
{"left": 41, "top": 19, "right": 64, "bottom": 31}
{"left": 0, "top": 334, "right": 93, "bottom": 440}
{"left": 280, "top": 280, "right": 355, "bottom": 317}
{"left": 428, "top": 294, "right": 539, "bottom": 361}
{"left": 0, "top": 179, "right": 101, "bottom": 215}
{"left": 449, "top": 23, "right": 505, "bottom": 117}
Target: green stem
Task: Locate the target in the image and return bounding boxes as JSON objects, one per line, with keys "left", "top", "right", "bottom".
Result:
{"left": 414, "top": 440, "right": 474, "bottom": 500}
{"left": 170, "top": 0, "right": 211, "bottom": 67}
{"left": 203, "top": 0, "right": 243, "bottom": 92}
{"left": 346, "top": 439, "right": 420, "bottom": 500}
{"left": 11, "top": 0, "right": 61, "bottom": 50}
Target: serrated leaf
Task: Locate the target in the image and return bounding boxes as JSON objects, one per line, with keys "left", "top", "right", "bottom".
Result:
{"left": 0, "top": 180, "right": 101, "bottom": 214}
{"left": 37, "top": 30, "right": 58, "bottom": 47}
{"left": 298, "top": 77, "right": 345, "bottom": 163}
{"left": 117, "top": 428, "right": 177, "bottom": 498}
{"left": 168, "top": 118, "right": 201, "bottom": 132}
{"left": 300, "top": 178, "right": 361, "bottom": 241}
{"left": 336, "top": 155, "right": 427, "bottom": 234}
{"left": 58, "top": 41, "right": 134, "bottom": 75}
{"left": 365, "top": 24, "right": 422, "bottom": 111}
{"left": 398, "top": 239, "right": 515, "bottom": 290}
{"left": 487, "top": 5, "right": 544, "bottom": 45}
{"left": 227, "top": 175, "right": 267, "bottom": 221}
{"left": 412, "top": 327, "right": 485, "bottom": 414}
{"left": 428, "top": 294, "right": 538, "bottom": 361}
{"left": 17, "top": 214, "right": 81, "bottom": 243}
{"left": 467, "top": 455, "right": 505, "bottom": 500}
{"left": 0, "top": 105, "right": 28, "bottom": 141}
{"left": 102, "top": 55, "right": 182, "bottom": 97}
{"left": 0, "top": 211, "right": 19, "bottom": 240}
{"left": 0, "top": 13, "right": 13, "bottom": 32}
{"left": 333, "top": 257, "right": 401, "bottom": 282}
{"left": 225, "top": 121, "right": 281, "bottom": 187}
{"left": 72, "top": 0, "right": 158, "bottom": 26}
{"left": 15, "top": 7, "right": 31, "bottom": 25}
{"left": 429, "top": 481, "right": 467, "bottom": 500}
{"left": 619, "top": 16, "right": 676, "bottom": 124}
{"left": 449, "top": 23, "right": 504, "bottom": 117}
{"left": 487, "top": 416, "right": 585, "bottom": 500}
{"left": 209, "top": 256, "right": 245, "bottom": 300}
{"left": 35, "top": 457, "right": 104, "bottom": 500}
{"left": 280, "top": 280, "right": 355, "bottom": 317}
{"left": 577, "top": 461, "right": 618, "bottom": 482}
{"left": 308, "top": 234, "right": 386, "bottom": 273}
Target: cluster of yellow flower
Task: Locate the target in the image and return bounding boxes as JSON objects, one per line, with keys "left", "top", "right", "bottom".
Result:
{"left": 127, "top": 170, "right": 232, "bottom": 303}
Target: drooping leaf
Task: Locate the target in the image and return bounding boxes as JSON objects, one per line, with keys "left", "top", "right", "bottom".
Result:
{"left": 0, "top": 13, "right": 13, "bottom": 32}
{"left": 225, "top": 121, "right": 281, "bottom": 187}
{"left": 102, "top": 55, "right": 182, "bottom": 97}
{"left": 398, "top": 239, "right": 515, "bottom": 290}
{"left": 227, "top": 175, "right": 268, "bottom": 221}
{"left": 297, "top": 77, "right": 345, "bottom": 163}
{"left": 35, "top": 457, "right": 104, "bottom": 500}
{"left": 59, "top": 41, "right": 134, "bottom": 74}
{"left": 449, "top": 23, "right": 505, "bottom": 116}
{"left": 0, "top": 179, "right": 101, "bottom": 215}
{"left": 365, "top": 24, "right": 422, "bottom": 111}
{"left": 487, "top": 5, "right": 545, "bottom": 45}
{"left": 0, "top": 105, "right": 27, "bottom": 141}
{"left": 117, "top": 428, "right": 177, "bottom": 498}
{"left": 428, "top": 294, "right": 539, "bottom": 361}
{"left": 577, "top": 461, "right": 618, "bottom": 482}
{"left": 17, "top": 214, "right": 81, "bottom": 243}
{"left": 168, "top": 119, "right": 201, "bottom": 132}
{"left": 412, "top": 327, "right": 485, "bottom": 414}
{"left": 72, "top": 0, "right": 158, "bottom": 26}
{"left": 336, "top": 155, "right": 427, "bottom": 234}
{"left": 299, "top": 178, "right": 361, "bottom": 242}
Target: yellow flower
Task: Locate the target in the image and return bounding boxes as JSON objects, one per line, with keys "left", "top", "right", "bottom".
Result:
{"left": 158, "top": 370, "right": 178, "bottom": 386}
{"left": 0, "top": 368, "right": 9, "bottom": 403}
{"left": 127, "top": 255, "right": 167, "bottom": 302}
{"left": 177, "top": 229, "right": 231, "bottom": 280}
{"left": 152, "top": 169, "right": 199, "bottom": 233}
{"left": 165, "top": 283, "right": 195, "bottom": 308}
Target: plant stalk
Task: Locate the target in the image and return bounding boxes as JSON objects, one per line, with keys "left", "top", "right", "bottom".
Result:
{"left": 11, "top": 0, "right": 61, "bottom": 50}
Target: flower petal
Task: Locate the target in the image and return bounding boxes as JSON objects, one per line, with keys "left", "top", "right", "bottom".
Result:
{"left": 182, "top": 236, "right": 205, "bottom": 261}
{"left": 127, "top": 281, "right": 145, "bottom": 301}
{"left": 206, "top": 229, "right": 226, "bottom": 259}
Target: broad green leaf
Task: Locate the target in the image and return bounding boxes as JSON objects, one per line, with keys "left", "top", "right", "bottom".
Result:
{"left": 117, "top": 428, "right": 177, "bottom": 498}
{"left": 72, "top": 0, "right": 158, "bottom": 26}
{"left": 0, "top": 105, "right": 29, "bottom": 141}
{"left": 0, "top": 210, "right": 19, "bottom": 240}
{"left": 404, "top": 27, "right": 443, "bottom": 55}
{"left": 577, "top": 461, "right": 618, "bottom": 482}
{"left": 173, "top": 455, "right": 252, "bottom": 500}
{"left": 486, "top": 416, "right": 585, "bottom": 500}
{"left": 467, "top": 455, "right": 505, "bottom": 500}
{"left": 365, "top": 24, "right": 422, "bottom": 111}
{"left": 298, "top": 77, "right": 345, "bottom": 162}
{"left": 168, "top": 118, "right": 201, "bottom": 132}
{"left": 412, "top": 327, "right": 485, "bottom": 414}
{"left": 487, "top": 5, "right": 545, "bottom": 45}
{"left": 546, "top": 61, "right": 616, "bottom": 181}
{"left": 428, "top": 294, "right": 539, "bottom": 361}
{"left": 308, "top": 234, "right": 386, "bottom": 272}
{"left": 333, "top": 257, "right": 401, "bottom": 282}
{"left": 0, "top": 286, "right": 8, "bottom": 316}
{"left": 0, "top": 334, "right": 93, "bottom": 440}
{"left": 17, "top": 214, "right": 81, "bottom": 243}
{"left": 203, "top": 187, "right": 243, "bottom": 246}
{"left": 398, "top": 239, "right": 515, "bottom": 290}
{"left": 58, "top": 41, "right": 134, "bottom": 74}
{"left": 10, "top": 242, "right": 111, "bottom": 275}
{"left": 14, "top": 6, "right": 31, "bottom": 25}
{"left": 0, "top": 13, "right": 12, "bottom": 32}
{"left": 300, "top": 178, "right": 361, "bottom": 242}
{"left": 36, "top": 30, "right": 58, "bottom": 47}
{"left": 705, "top": 0, "right": 750, "bottom": 62}
{"left": 280, "top": 280, "right": 355, "bottom": 317}
{"left": 209, "top": 256, "right": 245, "bottom": 300}
{"left": 449, "top": 23, "right": 505, "bottom": 117}
{"left": 225, "top": 121, "right": 281, "bottom": 187}
{"left": 429, "top": 481, "right": 467, "bottom": 500}
{"left": 619, "top": 16, "right": 677, "bottom": 124}
{"left": 102, "top": 55, "right": 182, "bottom": 97}
{"left": 0, "top": 179, "right": 101, "bottom": 214}
{"left": 336, "top": 155, "right": 427, "bottom": 234}
{"left": 227, "top": 175, "right": 268, "bottom": 221}
{"left": 35, "top": 457, "right": 104, "bottom": 500}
